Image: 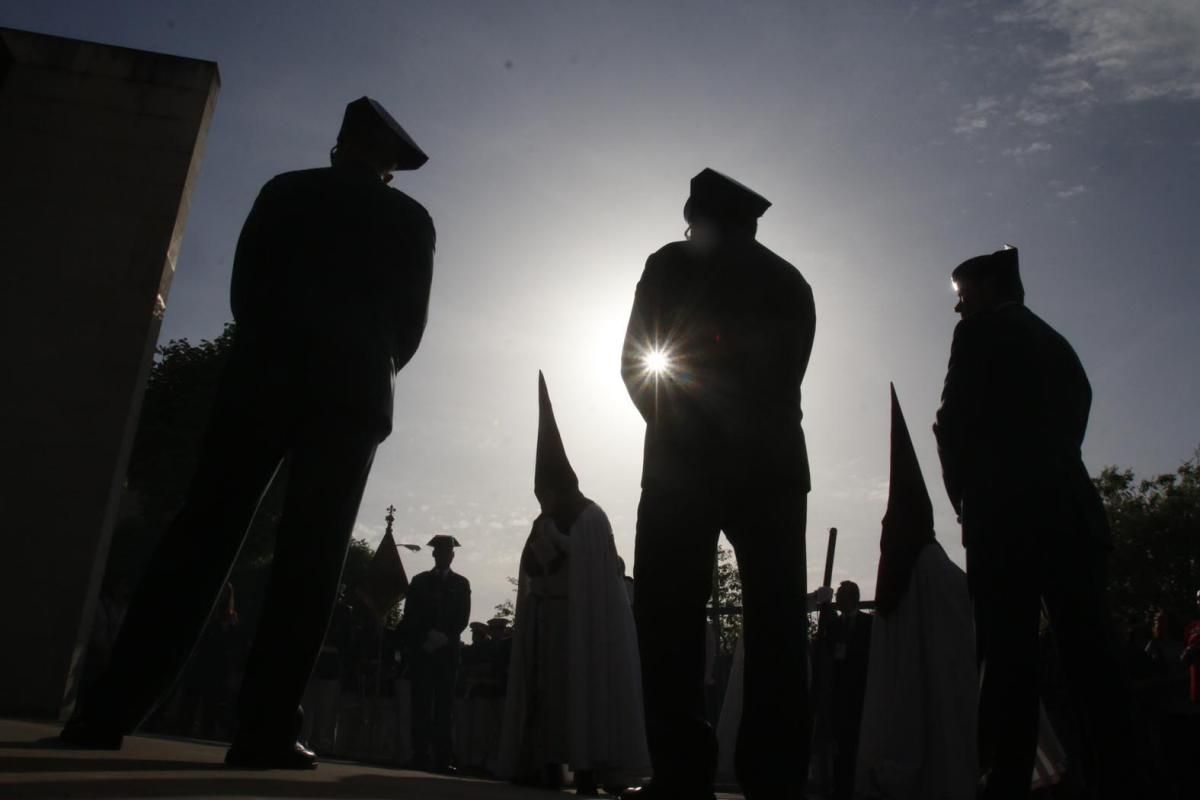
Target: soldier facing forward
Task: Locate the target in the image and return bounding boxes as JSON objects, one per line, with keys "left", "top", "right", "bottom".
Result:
{"left": 402, "top": 535, "right": 471, "bottom": 773}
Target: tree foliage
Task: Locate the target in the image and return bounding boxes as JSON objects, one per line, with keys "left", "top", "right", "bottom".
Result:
{"left": 493, "top": 576, "right": 519, "bottom": 620}
{"left": 106, "top": 324, "right": 283, "bottom": 599}
{"left": 340, "top": 537, "right": 377, "bottom": 601}
{"left": 1097, "top": 453, "right": 1200, "bottom": 629}
{"left": 713, "top": 544, "right": 743, "bottom": 653}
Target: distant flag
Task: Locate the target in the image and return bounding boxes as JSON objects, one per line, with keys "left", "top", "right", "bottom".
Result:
{"left": 355, "top": 507, "right": 409, "bottom": 619}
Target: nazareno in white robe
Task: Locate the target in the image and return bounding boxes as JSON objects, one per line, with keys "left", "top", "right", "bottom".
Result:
{"left": 497, "top": 503, "right": 650, "bottom": 781}
{"left": 853, "top": 541, "right": 979, "bottom": 800}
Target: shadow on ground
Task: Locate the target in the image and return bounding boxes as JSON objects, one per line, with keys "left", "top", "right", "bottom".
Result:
{"left": 0, "top": 719, "right": 602, "bottom": 799}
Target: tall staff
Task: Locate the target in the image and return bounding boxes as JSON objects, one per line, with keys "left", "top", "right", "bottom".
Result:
{"left": 822, "top": 527, "right": 838, "bottom": 591}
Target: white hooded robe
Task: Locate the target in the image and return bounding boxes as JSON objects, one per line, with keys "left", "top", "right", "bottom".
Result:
{"left": 498, "top": 503, "right": 650, "bottom": 782}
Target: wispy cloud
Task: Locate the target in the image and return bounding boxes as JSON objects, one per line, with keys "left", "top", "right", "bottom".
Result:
{"left": 353, "top": 522, "right": 382, "bottom": 542}
{"left": 1004, "top": 0, "right": 1200, "bottom": 105}
{"left": 1055, "top": 183, "right": 1088, "bottom": 198}
{"left": 828, "top": 477, "right": 890, "bottom": 504}
{"left": 952, "top": 1, "right": 1200, "bottom": 149}
{"left": 1015, "top": 106, "right": 1062, "bottom": 127}
{"left": 1003, "top": 141, "right": 1054, "bottom": 158}
{"left": 954, "top": 96, "right": 1002, "bottom": 136}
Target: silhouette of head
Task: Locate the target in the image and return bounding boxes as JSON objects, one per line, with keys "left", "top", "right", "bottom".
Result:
{"left": 332, "top": 97, "right": 428, "bottom": 181}
{"left": 952, "top": 246, "right": 1023, "bottom": 319}
{"left": 684, "top": 168, "right": 769, "bottom": 241}
{"left": 836, "top": 580, "right": 861, "bottom": 615}
{"left": 487, "top": 617, "right": 512, "bottom": 640}
{"left": 427, "top": 534, "right": 460, "bottom": 570}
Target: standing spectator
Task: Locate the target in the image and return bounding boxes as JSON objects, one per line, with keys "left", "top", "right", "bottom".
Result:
{"left": 178, "top": 583, "right": 240, "bottom": 740}
{"left": 484, "top": 617, "right": 514, "bottom": 775}
{"left": 456, "top": 622, "right": 493, "bottom": 772}
{"left": 487, "top": 617, "right": 513, "bottom": 698}
{"left": 1145, "top": 610, "right": 1184, "bottom": 680}
{"left": 819, "top": 581, "right": 872, "bottom": 800}
{"left": 301, "top": 599, "right": 350, "bottom": 752}
{"left": 1182, "top": 591, "right": 1200, "bottom": 704}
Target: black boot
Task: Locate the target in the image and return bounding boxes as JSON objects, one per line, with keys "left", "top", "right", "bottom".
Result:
{"left": 225, "top": 705, "right": 316, "bottom": 769}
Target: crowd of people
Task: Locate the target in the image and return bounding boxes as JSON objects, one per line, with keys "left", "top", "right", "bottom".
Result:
{"left": 62, "top": 94, "right": 1200, "bottom": 800}
{"left": 91, "top": 556, "right": 1200, "bottom": 798}
{"left": 91, "top": 555, "right": 1198, "bottom": 799}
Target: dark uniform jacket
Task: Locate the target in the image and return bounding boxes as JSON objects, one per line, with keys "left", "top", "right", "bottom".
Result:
{"left": 402, "top": 569, "right": 471, "bottom": 660}
{"left": 621, "top": 238, "right": 815, "bottom": 492}
{"left": 934, "top": 303, "right": 1109, "bottom": 556}
{"left": 229, "top": 162, "right": 435, "bottom": 441}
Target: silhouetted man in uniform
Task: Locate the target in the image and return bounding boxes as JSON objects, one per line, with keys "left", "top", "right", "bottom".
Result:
{"left": 402, "top": 535, "right": 470, "bottom": 773}
{"left": 934, "top": 247, "right": 1140, "bottom": 799}
{"left": 621, "top": 169, "right": 816, "bottom": 800}
{"left": 61, "top": 97, "right": 435, "bottom": 769}
{"left": 819, "top": 581, "right": 871, "bottom": 800}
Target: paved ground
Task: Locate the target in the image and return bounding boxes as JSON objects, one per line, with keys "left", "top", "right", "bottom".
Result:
{"left": 0, "top": 719, "right": 745, "bottom": 800}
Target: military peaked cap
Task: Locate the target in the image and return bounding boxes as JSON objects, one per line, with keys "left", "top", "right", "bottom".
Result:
{"left": 338, "top": 96, "right": 428, "bottom": 171}
{"left": 952, "top": 245, "right": 1020, "bottom": 285}
{"left": 684, "top": 168, "right": 771, "bottom": 223}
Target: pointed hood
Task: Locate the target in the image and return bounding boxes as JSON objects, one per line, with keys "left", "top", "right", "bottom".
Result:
{"left": 535, "top": 371, "right": 579, "bottom": 494}
{"left": 874, "top": 384, "right": 936, "bottom": 616}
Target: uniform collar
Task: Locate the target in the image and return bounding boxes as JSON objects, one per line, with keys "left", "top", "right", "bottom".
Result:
{"left": 332, "top": 159, "right": 386, "bottom": 183}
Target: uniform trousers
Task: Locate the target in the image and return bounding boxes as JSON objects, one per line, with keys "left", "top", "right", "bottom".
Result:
{"left": 634, "top": 483, "right": 808, "bottom": 800}
{"left": 409, "top": 647, "right": 458, "bottom": 768}
{"left": 86, "top": 347, "right": 378, "bottom": 748}
{"left": 968, "top": 521, "right": 1141, "bottom": 800}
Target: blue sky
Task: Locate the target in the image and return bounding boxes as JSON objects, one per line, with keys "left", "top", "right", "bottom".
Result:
{"left": 6, "top": 0, "right": 1198, "bottom": 619}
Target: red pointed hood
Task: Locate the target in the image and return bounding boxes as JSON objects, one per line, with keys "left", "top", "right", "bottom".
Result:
{"left": 874, "top": 384, "right": 936, "bottom": 616}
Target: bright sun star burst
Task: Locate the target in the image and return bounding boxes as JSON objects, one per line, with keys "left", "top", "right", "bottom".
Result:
{"left": 643, "top": 347, "right": 672, "bottom": 376}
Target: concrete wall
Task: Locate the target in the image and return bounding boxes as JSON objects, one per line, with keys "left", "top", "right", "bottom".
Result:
{"left": 0, "top": 28, "right": 219, "bottom": 719}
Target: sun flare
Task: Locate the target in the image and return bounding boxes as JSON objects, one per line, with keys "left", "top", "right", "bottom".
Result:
{"left": 643, "top": 348, "right": 672, "bottom": 376}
